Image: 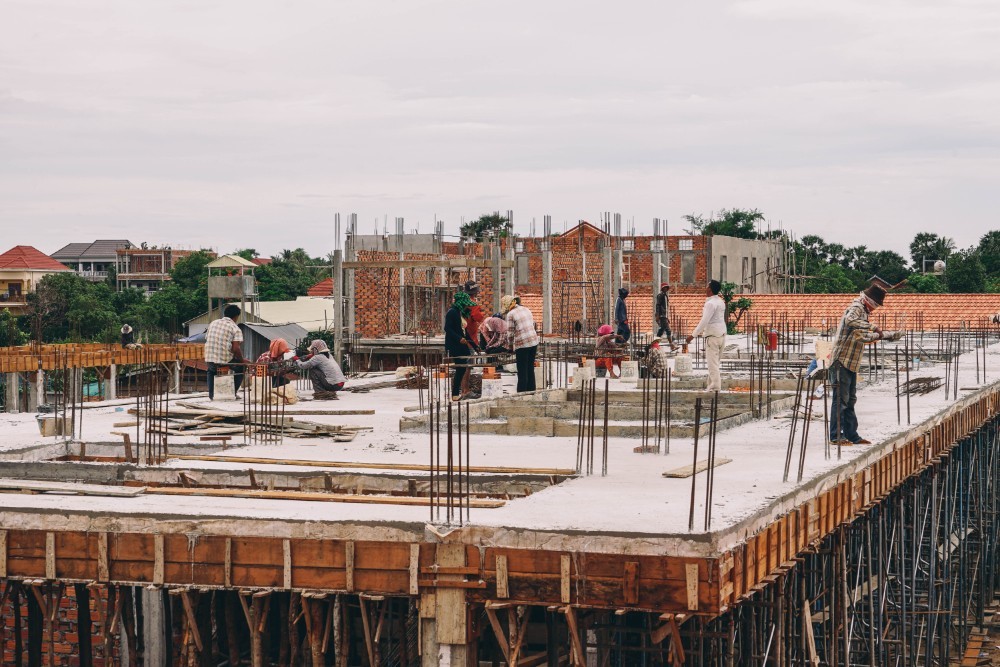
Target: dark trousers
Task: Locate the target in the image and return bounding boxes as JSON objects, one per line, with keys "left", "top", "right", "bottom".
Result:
{"left": 515, "top": 345, "right": 538, "bottom": 393}
{"left": 656, "top": 316, "right": 672, "bottom": 339}
{"left": 447, "top": 345, "right": 470, "bottom": 398}
{"left": 617, "top": 322, "right": 631, "bottom": 343}
{"left": 207, "top": 359, "right": 243, "bottom": 400}
{"left": 309, "top": 368, "right": 343, "bottom": 393}
{"left": 829, "top": 361, "right": 860, "bottom": 442}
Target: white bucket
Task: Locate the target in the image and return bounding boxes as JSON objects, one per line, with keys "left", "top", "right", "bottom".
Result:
{"left": 620, "top": 360, "right": 639, "bottom": 380}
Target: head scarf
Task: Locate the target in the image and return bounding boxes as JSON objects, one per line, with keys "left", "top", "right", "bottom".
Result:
{"left": 453, "top": 290, "right": 475, "bottom": 314}
{"left": 269, "top": 338, "right": 291, "bottom": 359}
{"left": 308, "top": 339, "right": 329, "bottom": 355}
{"left": 597, "top": 324, "right": 613, "bottom": 336}
{"left": 121, "top": 324, "right": 133, "bottom": 334}
{"left": 500, "top": 295, "right": 516, "bottom": 313}
{"left": 618, "top": 287, "right": 630, "bottom": 298}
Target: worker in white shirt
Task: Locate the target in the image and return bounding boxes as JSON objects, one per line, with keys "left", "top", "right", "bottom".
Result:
{"left": 686, "top": 280, "right": 727, "bottom": 392}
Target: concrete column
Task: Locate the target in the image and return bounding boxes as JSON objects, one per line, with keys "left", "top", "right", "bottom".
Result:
{"left": 172, "top": 362, "right": 181, "bottom": 394}
{"left": 107, "top": 364, "right": 117, "bottom": 400}
{"left": 602, "top": 247, "right": 613, "bottom": 325}
{"left": 34, "top": 369, "right": 43, "bottom": 410}
{"left": 5, "top": 373, "right": 19, "bottom": 413}
{"left": 503, "top": 244, "right": 515, "bottom": 298}
{"left": 542, "top": 250, "right": 553, "bottom": 334}
{"left": 142, "top": 588, "right": 168, "bottom": 666}
{"left": 653, "top": 251, "right": 663, "bottom": 333}
{"left": 398, "top": 251, "right": 406, "bottom": 334}
{"left": 492, "top": 243, "right": 503, "bottom": 313}
{"left": 332, "top": 250, "right": 344, "bottom": 361}
{"left": 345, "top": 246, "right": 356, "bottom": 336}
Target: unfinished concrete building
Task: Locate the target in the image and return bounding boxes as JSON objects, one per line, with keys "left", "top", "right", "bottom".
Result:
{"left": 2, "top": 294, "right": 1000, "bottom": 665}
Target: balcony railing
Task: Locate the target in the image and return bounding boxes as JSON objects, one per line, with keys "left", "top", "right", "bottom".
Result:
{"left": 76, "top": 270, "right": 109, "bottom": 281}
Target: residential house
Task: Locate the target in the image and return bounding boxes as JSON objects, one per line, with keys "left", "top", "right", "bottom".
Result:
{"left": 50, "top": 239, "right": 133, "bottom": 282}
{"left": 0, "top": 246, "right": 73, "bottom": 313}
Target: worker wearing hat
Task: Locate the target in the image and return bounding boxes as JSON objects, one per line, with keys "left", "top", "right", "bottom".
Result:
{"left": 829, "top": 284, "right": 901, "bottom": 445}
{"left": 654, "top": 282, "right": 674, "bottom": 346}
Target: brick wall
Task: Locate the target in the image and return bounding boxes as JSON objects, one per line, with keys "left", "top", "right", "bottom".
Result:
{"left": 2, "top": 583, "right": 117, "bottom": 666}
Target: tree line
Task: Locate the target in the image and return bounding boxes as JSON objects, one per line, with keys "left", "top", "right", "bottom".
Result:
{"left": 684, "top": 209, "right": 999, "bottom": 294}
{"left": 0, "top": 248, "right": 333, "bottom": 346}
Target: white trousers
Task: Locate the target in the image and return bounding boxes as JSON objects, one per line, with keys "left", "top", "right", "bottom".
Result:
{"left": 705, "top": 335, "right": 726, "bottom": 392}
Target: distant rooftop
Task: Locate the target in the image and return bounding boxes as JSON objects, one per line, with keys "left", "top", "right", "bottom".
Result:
{"left": 51, "top": 240, "right": 133, "bottom": 261}
{"left": 0, "top": 246, "right": 73, "bottom": 272}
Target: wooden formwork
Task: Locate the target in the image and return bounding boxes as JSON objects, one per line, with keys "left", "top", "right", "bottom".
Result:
{"left": 0, "top": 343, "right": 204, "bottom": 373}
{"left": 717, "top": 386, "right": 1000, "bottom": 614}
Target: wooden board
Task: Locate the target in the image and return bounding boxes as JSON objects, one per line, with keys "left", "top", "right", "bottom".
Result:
{"left": 170, "top": 454, "right": 576, "bottom": 476}
{"left": 0, "top": 478, "right": 145, "bottom": 497}
{"left": 147, "top": 486, "right": 506, "bottom": 508}
{"left": 662, "top": 458, "right": 733, "bottom": 479}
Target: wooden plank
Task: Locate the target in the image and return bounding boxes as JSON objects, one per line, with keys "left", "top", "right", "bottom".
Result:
{"left": 484, "top": 607, "right": 510, "bottom": 662}
{"left": 562, "top": 606, "right": 587, "bottom": 666}
{"left": 170, "top": 454, "right": 575, "bottom": 476}
{"left": 409, "top": 544, "right": 420, "bottom": 596}
{"left": 283, "top": 539, "right": 292, "bottom": 590}
{"left": 623, "top": 561, "right": 639, "bottom": 606}
{"left": 45, "top": 532, "right": 55, "bottom": 579}
{"left": 345, "top": 541, "right": 355, "bottom": 592}
{"left": 685, "top": 563, "right": 699, "bottom": 611}
{"left": 153, "top": 535, "right": 165, "bottom": 585}
{"left": 661, "top": 457, "right": 733, "bottom": 478}
{"left": 496, "top": 555, "right": 509, "bottom": 599}
{"left": 224, "top": 538, "right": 232, "bottom": 588}
{"left": 0, "top": 478, "right": 145, "bottom": 497}
{"left": 98, "top": 533, "right": 109, "bottom": 581}
{"left": 146, "top": 486, "right": 506, "bottom": 508}
{"left": 560, "top": 555, "right": 571, "bottom": 604}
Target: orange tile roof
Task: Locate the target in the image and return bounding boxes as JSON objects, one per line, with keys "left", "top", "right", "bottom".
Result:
{"left": 308, "top": 277, "right": 333, "bottom": 296}
{"left": 0, "top": 246, "right": 72, "bottom": 272}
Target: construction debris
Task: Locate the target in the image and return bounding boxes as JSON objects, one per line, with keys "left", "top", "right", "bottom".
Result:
{"left": 900, "top": 376, "right": 944, "bottom": 395}
{"left": 129, "top": 405, "right": 371, "bottom": 441}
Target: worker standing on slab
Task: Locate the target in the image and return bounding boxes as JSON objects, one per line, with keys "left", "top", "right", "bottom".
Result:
{"left": 445, "top": 291, "right": 476, "bottom": 402}
{"left": 828, "top": 284, "right": 889, "bottom": 445}
{"left": 615, "top": 287, "right": 631, "bottom": 343}
{"left": 503, "top": 294, "right": 540, "bottom": 392}
{"left": 687, "top": 280, "right": 727, "bottom": 392}
{"left": 204, "top": 304, "right": 246, "bottom": 400}
{"left": 654, "top": 283, "right": 674, "bottom": 346}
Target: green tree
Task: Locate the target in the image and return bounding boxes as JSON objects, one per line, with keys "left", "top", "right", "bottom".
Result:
{"left": 255, "top": 249, "right": 329, "bottom": 301}
{"left": 460, "top": 214, "right": 511, "bottom": 240}
{"left": 683, "top": 208, "right": 764, "bottom": 239}
{"left": 906, "top": 273, "right": 947, "bottom": 293}
{"left": 943, "top": 248, "right": 986, "bottom": 293}
{"left": 977, "top": 231, "right": 1000, "bottom": 277}
{"left": 0, "top": 309, "right": 28, "bottom": 346}
{"left": 806, "top": 264, "right": 857, "bottom": 293}
{"left": 854, "top": 250, "right": 909, "bottom": 287}
{"left": 719, "top": 281, "right": 752, "bottom": 333}
{"left": 909, "top": 232, "right": 955, "bottom": 270}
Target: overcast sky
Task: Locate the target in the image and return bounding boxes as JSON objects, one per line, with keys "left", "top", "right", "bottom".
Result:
{"left": 3, "top": 0, "right": 999, "bottom": 259}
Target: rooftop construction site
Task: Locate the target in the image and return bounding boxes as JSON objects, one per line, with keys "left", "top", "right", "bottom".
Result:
{"left": 4, "top": 220, "right": 1000, "bottom": 667}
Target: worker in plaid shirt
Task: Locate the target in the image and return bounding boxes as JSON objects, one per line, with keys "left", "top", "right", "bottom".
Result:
{"left": 829, "top": 284, "right": 888, "bottom": 445}
{"left": 502, "top": 294, "right": 540, "bottom": 392}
